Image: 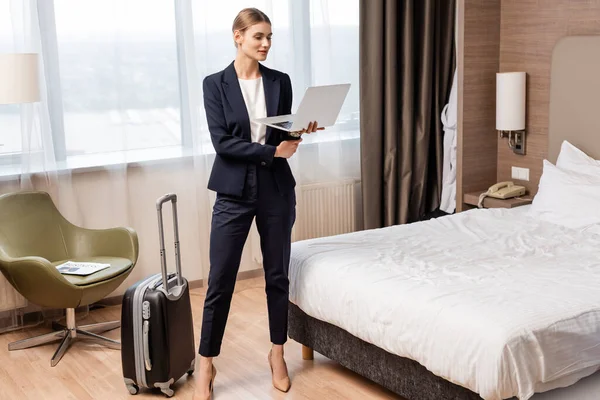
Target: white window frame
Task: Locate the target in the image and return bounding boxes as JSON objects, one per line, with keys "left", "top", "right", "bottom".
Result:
{"left": 290, "top": 0, "right": 312, "bottom": 103}
{"left": 174, "top": 0, "right": 196, "bottom": 150}
{"left": 38, "top": 0, "right": 66, "bottom": 162}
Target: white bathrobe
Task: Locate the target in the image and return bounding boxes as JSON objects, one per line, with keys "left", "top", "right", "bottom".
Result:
{"left": 439, "top": 69, "right": 457, "bottom": 214}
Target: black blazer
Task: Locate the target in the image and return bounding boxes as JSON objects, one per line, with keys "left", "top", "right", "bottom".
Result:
{"left": 203, "top": 61, "right": 296, "bottom": 197}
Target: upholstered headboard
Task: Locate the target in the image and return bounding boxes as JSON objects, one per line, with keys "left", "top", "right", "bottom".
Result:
{"left": 548, "top": 36, "right": 600, "bottom": 163}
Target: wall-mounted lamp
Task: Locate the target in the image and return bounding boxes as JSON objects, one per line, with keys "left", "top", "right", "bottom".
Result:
{"left": 496, "top": 72, "right": 526, "bottom": 155}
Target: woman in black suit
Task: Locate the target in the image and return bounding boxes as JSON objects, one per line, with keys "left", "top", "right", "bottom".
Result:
{"left": 193, "top": 7, "right": 320, "bottom": 400}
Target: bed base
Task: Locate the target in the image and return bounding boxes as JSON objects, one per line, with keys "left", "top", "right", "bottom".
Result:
{"left": 288, "top": 301, "right": 485, "bottom": 400}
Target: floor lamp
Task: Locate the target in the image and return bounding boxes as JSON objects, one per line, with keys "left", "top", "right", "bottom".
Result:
{"left": 0, "top": 53, "right": 40, "bottom": 151}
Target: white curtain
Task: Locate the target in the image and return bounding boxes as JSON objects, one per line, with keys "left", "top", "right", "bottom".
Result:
{"left": 0, "top": 0, "right": 360, "bottom": 294}
{"left": 2, "top": 1, "right": 57, "bottom": 190}
{"left": 0, "top": 0, "right": 81, "bottom": 331}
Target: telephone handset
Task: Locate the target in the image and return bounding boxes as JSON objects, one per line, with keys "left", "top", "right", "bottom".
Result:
{"left": 478, "top": 181, "right": 526, "bottom": 208}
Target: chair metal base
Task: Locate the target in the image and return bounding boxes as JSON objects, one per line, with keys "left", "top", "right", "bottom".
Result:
{"left": 8, "top": 308, "right": 121, "bottom": 367}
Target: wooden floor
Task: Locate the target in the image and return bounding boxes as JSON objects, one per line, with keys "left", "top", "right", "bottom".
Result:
{"left": 0, "top": 277, "right": 404, "bottom": 399}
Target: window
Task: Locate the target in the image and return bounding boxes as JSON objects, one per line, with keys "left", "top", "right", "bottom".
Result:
{"left": 53, "top": 0, "right": 181, "bottom": 157}
{"left": 306, "top": 0, "right": 360, "bottom": 143}
{"left": 1, "top": 0, "right": 360, "bottom": 169}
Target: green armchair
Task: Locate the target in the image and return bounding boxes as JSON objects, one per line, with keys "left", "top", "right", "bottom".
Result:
{"left": 0, "top": 191, "right": 139, "bottom": 366}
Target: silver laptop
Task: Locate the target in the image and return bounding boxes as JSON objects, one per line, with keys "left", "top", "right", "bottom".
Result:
{"left": 253, "top": 83, "right": 351, "bottom": 133}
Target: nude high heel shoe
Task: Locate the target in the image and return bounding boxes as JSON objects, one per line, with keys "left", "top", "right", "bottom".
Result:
{"left": 209, "top": 365, "right": 217, "bottom": 396}
{"left": 195, "top": 365, "right": 217, "bottom": 400}
{"left": 268, "top": 349, "right": 291, "bottom": 393}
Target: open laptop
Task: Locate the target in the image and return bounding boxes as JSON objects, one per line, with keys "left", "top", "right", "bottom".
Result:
{"left": 253, "top": 83, "right": 351, "bottom": 134}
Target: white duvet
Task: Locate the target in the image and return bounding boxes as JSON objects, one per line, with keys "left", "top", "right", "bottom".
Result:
{"left": 289, "top": 207, "right": 600, "bottom": 400}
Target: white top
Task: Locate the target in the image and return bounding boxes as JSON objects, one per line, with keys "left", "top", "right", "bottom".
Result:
{"left": 289, "top": 206, "right": 600, "bottom": 400}
{"left": 238, "top": 77, "right": 267, "bottom": 144}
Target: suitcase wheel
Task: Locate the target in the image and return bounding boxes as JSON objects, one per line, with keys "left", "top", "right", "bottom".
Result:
{"left": 125, "top": 383, "right": 139, "bottom": 395}
{"left": 187, "top": 359, "right": 195, "bottom": 376}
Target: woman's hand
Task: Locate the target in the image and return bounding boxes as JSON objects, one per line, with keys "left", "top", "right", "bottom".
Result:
{"left": 291, "top": 121, "right": 325, "bottom": 136}
{"left": 275, "top": 138, "right": 302, "bottom": 158}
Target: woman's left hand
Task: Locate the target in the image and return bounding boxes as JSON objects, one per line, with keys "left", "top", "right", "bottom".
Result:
{"left": 292, "top": 121, "right": 325, "bottom": 135}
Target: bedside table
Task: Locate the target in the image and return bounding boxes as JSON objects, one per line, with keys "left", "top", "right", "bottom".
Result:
{"left": 463, "top": 191, "right": 533, "bottom": 209}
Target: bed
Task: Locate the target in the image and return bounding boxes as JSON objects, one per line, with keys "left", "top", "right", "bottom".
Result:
{"left": 287, "top": 36, "right": 600, "bottom": 400}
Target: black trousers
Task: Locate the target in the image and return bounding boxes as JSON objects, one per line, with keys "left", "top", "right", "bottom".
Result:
{"left": 199, "top": 164, "right": 296, "bottom": 357}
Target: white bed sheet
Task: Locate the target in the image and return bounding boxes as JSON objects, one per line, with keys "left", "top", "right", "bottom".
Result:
{"left": 289, "top": 206, "right": 600, "bottom": 400}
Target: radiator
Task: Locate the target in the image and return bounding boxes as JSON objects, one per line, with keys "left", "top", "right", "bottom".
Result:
{"left": 0, "top": 275, "right": 27, "bottom": 313}
{"left": 292, "top": 179, "right": 361, "bottom": 242}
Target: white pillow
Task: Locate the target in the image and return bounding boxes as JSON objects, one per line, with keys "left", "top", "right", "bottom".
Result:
{"left": 556, "top": 140, "right": 600, "bottom": 175}
{"left": 529, "top": 159, "right": 600, "bottom": 229}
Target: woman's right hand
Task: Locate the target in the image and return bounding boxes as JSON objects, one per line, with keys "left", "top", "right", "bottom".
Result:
{"left": 275, "top": 139, "right": 302, "bottom": 158}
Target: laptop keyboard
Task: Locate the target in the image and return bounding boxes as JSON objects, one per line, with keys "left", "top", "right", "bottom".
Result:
{"left": 272, "top": 121, "right": 293, "bottom": 129}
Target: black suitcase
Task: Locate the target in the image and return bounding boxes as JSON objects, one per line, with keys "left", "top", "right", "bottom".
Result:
{"left": 121, "top": 193, "right": 196, "bottom": 397}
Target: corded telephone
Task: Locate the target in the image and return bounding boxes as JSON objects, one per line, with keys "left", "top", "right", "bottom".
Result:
{"left": 478, "top": 181, "right": 526, "bottom": 208}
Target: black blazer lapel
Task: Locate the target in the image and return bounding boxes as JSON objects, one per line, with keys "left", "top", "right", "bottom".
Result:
{"left": 221, "top": 62, "right": 251, "bottom": 140}
{"left": 260, "top": 63, "right": 280, "bottom": 143}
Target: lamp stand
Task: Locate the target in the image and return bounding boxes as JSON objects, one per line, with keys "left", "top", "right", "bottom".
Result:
{"left": 499, "top": 130, "right": 526, "bottom": 155}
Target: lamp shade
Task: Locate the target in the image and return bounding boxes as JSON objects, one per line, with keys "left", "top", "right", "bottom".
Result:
{"left": 496, "top": 72, "right": 526, "bottom": 131}
{"left": 0, "top": 53, "right": 40, "bottom": 105}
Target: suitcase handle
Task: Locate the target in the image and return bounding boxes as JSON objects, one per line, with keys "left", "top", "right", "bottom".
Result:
{"left": 143, "top": 320, "right": 152, "bottom": 371}
{"left": 156, "top": 193, "right": 183, "bottom": 290}
{"left": 156, "top": 193, "right": 177, "bottom": 208}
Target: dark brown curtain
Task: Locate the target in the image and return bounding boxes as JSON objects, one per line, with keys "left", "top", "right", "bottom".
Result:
{"left": 360, "top": 0, "right": 456, "bottom": 228}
